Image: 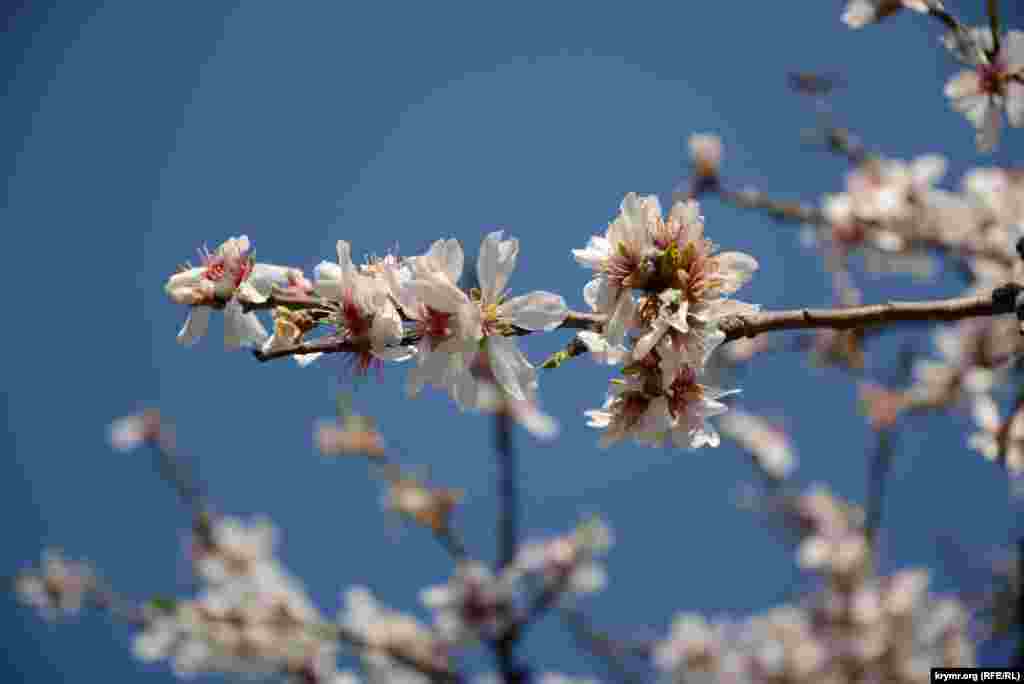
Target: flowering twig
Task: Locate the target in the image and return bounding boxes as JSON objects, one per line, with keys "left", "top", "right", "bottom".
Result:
{"left": 711, "top": 183, "right": 1015, "bottom": 268}
{"left": 253, "top": 287, "right": 1021, "bottom": 365}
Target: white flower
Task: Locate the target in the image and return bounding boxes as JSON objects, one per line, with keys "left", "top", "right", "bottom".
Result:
{"left": 314, "top": 240, "right": 413, "bottom": 375}
{"left": 15, "top": 550, "right": 94, "bottom": 620}
{"left": 341, "top": 587, "right": 446, "bottom": 683}
{"left": 107, "top": 410, "right": 164, "bottom": 452}
{"left": 944, "top": 29, "right": 1024, "bottom": 152}
{"left": 574, "top": 195, "right": 756, "bottom": 376}
{"left": 420, "top": 562, "right": 519, "bottom": 644}
{"left": 165, "top": 236, "right": 295, "bottom": 349}
{"left": 573, "top": 193, "right": 659, "bottom": 347}
{"left": 404, "top": 231, "right": 567, "bottom": 405}
{"left": 193, "top": 515, "right": 277, "bottom": 585}
{"left": 842, "top": 0, "right": 938, "bottom": 29}
{"left": 515, "top": 518, "right": 612, "bottom": 597}
{"left": 969, "top": 394, "right": 1024, "bottom": 474}
{"left": 395, "top": 240, "right": 482, "bottom": 398}
{"left": 471, "top": 231, "right": 568, "bottom": 401}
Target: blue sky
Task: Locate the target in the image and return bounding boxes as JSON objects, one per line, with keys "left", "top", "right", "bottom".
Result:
{"left": 4, "top": 1, "right": 1024, "bottom": 681}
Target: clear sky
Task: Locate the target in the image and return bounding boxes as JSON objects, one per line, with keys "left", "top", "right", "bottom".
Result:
{"left": 5, "top": 1, "right": 1024, "bottom": 681}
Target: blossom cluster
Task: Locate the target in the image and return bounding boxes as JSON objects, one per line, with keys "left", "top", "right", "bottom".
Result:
{"left": 654, "top": 487, "right": 974, "bottom": 683}
{"left": 163, "top": 195, "right": 765, "bottom": 450}
{"left": 129, "top": 514, "right": 353, "bottom": 684}
{"left": 164, "top": 232, "right": 568, "bottom": 438}
{"left": 419, "top": 517, "right": 613, "bottom": 645}
{"left": 574, "top": 193, "right": 757, "bottom": 448}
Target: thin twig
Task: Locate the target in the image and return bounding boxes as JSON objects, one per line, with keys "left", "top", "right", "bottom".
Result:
{"left": 865, "top": 429, "right": 894, "bottom": 551}
{"left": 493, "top": 408, "right": 524, "bottom": 684}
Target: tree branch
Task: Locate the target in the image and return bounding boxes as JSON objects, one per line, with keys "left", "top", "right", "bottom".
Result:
{"left": 252, "top": 286, "right": 1020, "bottom": 363}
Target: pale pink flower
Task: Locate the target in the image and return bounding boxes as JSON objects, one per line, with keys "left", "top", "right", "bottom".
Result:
{"left": 514, "top": 517, "right": 612, "bottom": 597}
{"left": 969, "top": 394, "right": 1024, "bottom": 474}
{"left": 15, "top": 550, "right": 95, "bottom": 620}
{"left": 165, "top": 236, "right": 293, "bottom": 349}
{"left": 314, "top": 240, "right": 412, "bottom": 375}
{"left": 341, "top": 587, "right": 448, "bottom": 682}
{"left": 842, "top": 0, "right": 939, "bottom": 29}
{"left": 108, "top": 409, "right": 165, "bottom": 452}
{"left": 420, "top": 562, "right": 519, "bottom": 644}
{"left": 945, "top": 29, "right": 1024, "bottom": 152}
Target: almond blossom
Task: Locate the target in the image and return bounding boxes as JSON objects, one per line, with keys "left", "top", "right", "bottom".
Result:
{"left": 399, "top": 232, "right": 567, "bottom": 405}
{"left": 340, "top": 587, "right": 449, "bottom": 684}
{"left": 944, "top": 28, "right": 1024, "bottom": 152}
{"left": 514, "top": 517, "right": 612, "bottom": 598}
{"left": 165, "top": 236, "right": 302, "bottom": 349}
{"left": 420, "top": 561, "right": 520, "bottom": 644}
{"left": 314, "top": 240, "right": 413, "bottom": 375}
{"left": 585, "top": 361, "right": 736, "bottom": 449}
{"left": 841, "top": 0, "right": 938, "bottom": 30}
{"left": 821, "top": 155, "right": 947, "bottom": 253}
{"left": 131, "top": 514, "right": 342, "bottom": 682}
{"left": 15, "top": 550, "right": 95, "bottom": 620}
{"left": 574, "top": 194, "right": 757, "bottom": 386}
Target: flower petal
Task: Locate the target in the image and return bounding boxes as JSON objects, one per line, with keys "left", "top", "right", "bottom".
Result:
{"left": 486, "top": 336, "right": 532, "bottom": 401}
{"left": 223, "top": 300, "right": 268, "bottom": 350}
{"left": 603, "top": 291, "right": 636, "bottom": 348}
{"left": 977, "top": 101, "right": 1002, "bottom": 152}
{"left": 1006, "top": 81, "right": 1024, "bottom": 128}
{"left": 477, "top": 231, "right": 519, "bottom": 304}
{"left": 407, "top": 274, "right": 472, "bottom": 315}
{"left": 944, "top": 70, "right": 981, "bottom": 100}
{"left": 177, "top": 306, "right": 211, "bottom": 346}
{"left": 499, "top": 291, "right": 568, "bottom": 331}
{"left": 714, "top": 252, "right": 759, "bottom": 295}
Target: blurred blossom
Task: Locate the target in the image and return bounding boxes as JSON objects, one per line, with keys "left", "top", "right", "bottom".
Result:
{"left": 515, "top": 517, "right": 613, "bottom": 598}
{"left": 688, "top": 133, "right": 723, "bottom": 180}
{"left": 108, "top": 409, "right": 166, "bottom": 452}
{"left": 316, "top": 416, "right": 386, "bottom": 460}
{"left": 718, "top": 410, "right": 796, "bottom": 481}
{"left": 420, "top": 561, "right": 519, "bottom": 644}
{"left": 968, "top": 394, "right": 1024, "bottom": 475}
{"left": 655, "top": 565, "right": 972, "bottom": 683}
{"left": 858, "top": 383, "right": 908, "bottom": 432}
{"left": 383, "top": 475, "right": 462, "bottom": 534}
{"left": 944, "top": 28, "right": 1024, "bottom": 152}
{"left": 15, "top": 550, "right": 95, "bottom": 620}
{"left": 841, "top": 0, "right": 939, "bottom": 29}
{"left": 130, "top": 513, "right": 345, "bottom": 681}
{"left": 341, "top": 587, "right": 448, "bottom": 683}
